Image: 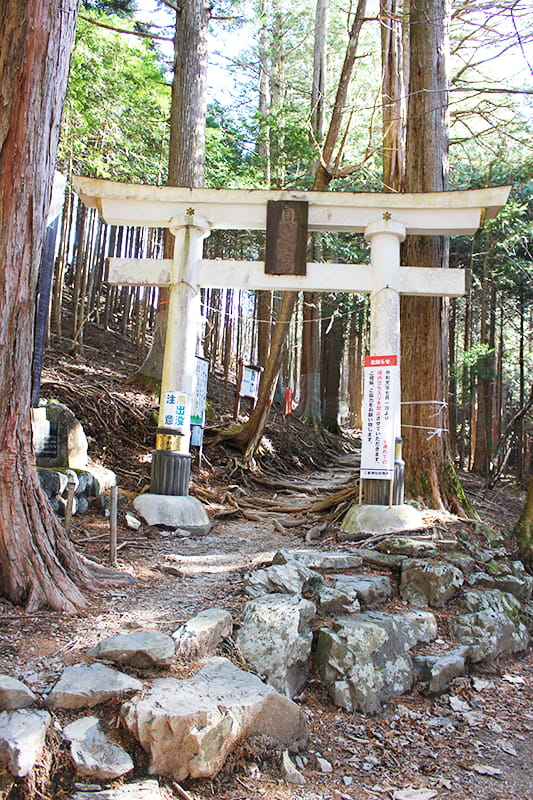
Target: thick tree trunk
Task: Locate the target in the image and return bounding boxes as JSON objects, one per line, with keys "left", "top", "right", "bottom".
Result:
{"left": 298, "top": 291, "right": 322, "bottom": 421}
{"left": 514, "top": 473, "right": 533, "bottom": 567}
{"left": 0, "top": 0, "right": 128, "bottom": 612}
{"left": 131, "top": 0, "right": 209, "bottom": 384}
{"left": 297, "top": 1, "right": 329, "bottom": 423}
{"left": 380, "top": 0, "right": 407, "bottom": 192}
{"left": 256, "top": 289, "right": 272, "bottom": 367}
{"left": 320, "top": 297, "right": 344, "bottom": 434}
{"left": 400, "top": 0, "right": 467, "bottom": 512}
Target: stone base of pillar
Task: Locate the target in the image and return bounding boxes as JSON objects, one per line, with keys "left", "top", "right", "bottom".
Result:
{"left": 339, "top": 503, "right": 424, "bottom": 539}
{"left": 150, "top": 450, "right": 191, "bottom": 496}
{"left": 133, "top": 494, "right": 211, "bottom": 535}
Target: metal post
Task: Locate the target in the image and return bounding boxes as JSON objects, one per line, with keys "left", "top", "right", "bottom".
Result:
{"left": 109, "top": 484, "right": 118, "bottom": 565}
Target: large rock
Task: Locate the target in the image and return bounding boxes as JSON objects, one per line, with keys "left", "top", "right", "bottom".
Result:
{"left": 63, "top": 716, "right": 134, "bottom": 781}
{"left": 121, "top": 657, "right": 307, "bottom": 781}
{"left": 336, "top": 574, "right": 393, "bottom": 608}
{"left": 315, "top": 610, "right": 437, "bottom": 714}
{"left": 376, "top": 537, "right": 439, "bottom": 559}
{"left": 0, "top": 675, "right": 36, "bottom": 710}
{"left": 71, "top": 780, "right": 163, "bottom": 800}
{"left": 237, "top": 594, "right": 315, "bottom": 697}
{"left": 413, "top": 647, "right": 469, "bottom": 695}
{"left": 0, "top": 709, "right": 50, "bottom": 777}
{"left": 318, "top": 581, "right": 361, "bottom": 616}
{"left": 173, "top": 608, "right": 233, "bottom": 658}
{"left": 46, "top": 663, "right": 142, "bottom": 709}
{"left": 272, "top": 549, "right": 363, "bottom": 571}
{"left": 315, "top": 618, "right": 387, "bottom": 715}
{"left": 400, "top": 558, "right": 464, "bottom": 607}
{"left": 450, "top": 589, "right": 529, "bottom": 662}
{"left": 245, "top": 561, "right": 322, "bottom": 598}
{"left": 89, "top": 631, "right": 175, "bottom": 669}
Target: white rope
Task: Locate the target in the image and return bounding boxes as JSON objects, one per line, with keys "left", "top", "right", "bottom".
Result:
{"left": 402, "top": 424, "right": 448, "bottom": 440}
{"left": 401, "top": 400, "right": 448, "bottom": 418}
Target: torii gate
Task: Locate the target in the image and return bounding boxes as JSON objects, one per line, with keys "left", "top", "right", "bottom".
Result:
{"left": 73, "top": 177, "right": 510, "bottom": 531}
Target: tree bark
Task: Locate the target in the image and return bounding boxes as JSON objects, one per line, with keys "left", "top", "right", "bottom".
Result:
{"left": 131, "top": 0, "right": 209, "bottom": 384}
{"left": 320, "top": 297, "right": 344, "bottom": 434}
{"left": 0, "top": 0, "right": 128, "bottom": 612}
{"left": 514, "top": 473, "right": 533, "bottom": 567}
{"left": 297, "top": 1, "right": 329, "bottom": 422}
{"left": 400, "top": 0, "right": 467, "bottom": 511}
{"left": 380, "top": 0, "right": 407, "bottom": 192}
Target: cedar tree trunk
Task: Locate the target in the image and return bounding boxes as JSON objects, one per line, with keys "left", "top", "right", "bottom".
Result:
{"left": 400, "top": 0, "right": 467, "bottom": 512}
{"left": 131, "top": 0, "right": 209, "bottom": 386}
{"left": 514, "top": 473, "right": 533, "bottom": 567}
{"left": 0, "top": 0, "right": 128, "bottom": 612}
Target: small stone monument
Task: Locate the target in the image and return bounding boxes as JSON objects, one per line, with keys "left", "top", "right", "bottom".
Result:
{"left": 32, "top": 400, "right": 88, "bottom": 469}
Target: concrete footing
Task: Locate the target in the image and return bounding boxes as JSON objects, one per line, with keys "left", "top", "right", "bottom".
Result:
{"left": 339, "top": 503, "right": 424, "bottom": 540}
{"left": 133, "top": 494, "right": 211, "bottom": 535}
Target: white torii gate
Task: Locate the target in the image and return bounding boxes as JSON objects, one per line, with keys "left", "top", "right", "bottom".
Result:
{"left": 73, "top": 177, "right": 510, "bottom": 530}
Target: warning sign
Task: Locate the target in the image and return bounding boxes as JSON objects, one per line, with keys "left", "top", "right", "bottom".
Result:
{"left": 361, "top": 355, "right": 399, "bottom": 480}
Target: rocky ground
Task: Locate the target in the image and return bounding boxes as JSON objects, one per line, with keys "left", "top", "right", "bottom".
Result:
{"left": 0, "top": 329, "right": 532, "bottom": 800}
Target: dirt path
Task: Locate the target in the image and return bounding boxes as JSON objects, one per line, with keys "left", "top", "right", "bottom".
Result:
{"left": 0, "top": 457, "right": 532, "bottom": 800}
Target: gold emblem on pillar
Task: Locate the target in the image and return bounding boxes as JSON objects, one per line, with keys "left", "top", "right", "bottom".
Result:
{"left": 156, "top": 433, "right": 183, "bottom": 451}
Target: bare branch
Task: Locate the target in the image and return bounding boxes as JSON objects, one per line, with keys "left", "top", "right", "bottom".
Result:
{"left": 451, "top": 85, "right": 533, "bottom": 95}
{"left": 79, "top": 14, "right": 173, "bottom": 41}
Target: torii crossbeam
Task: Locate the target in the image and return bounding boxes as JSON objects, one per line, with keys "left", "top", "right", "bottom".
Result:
{"left": 73, "top": 177, "right": 510, "bottom": 530}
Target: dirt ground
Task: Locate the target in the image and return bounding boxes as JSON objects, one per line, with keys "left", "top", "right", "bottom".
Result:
{"left": 1, "top": 329, "right": 531, "bottom": 800}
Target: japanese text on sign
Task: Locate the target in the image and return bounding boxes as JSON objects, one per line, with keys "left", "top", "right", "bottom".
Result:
{"left": 191, "top": 356, "right": 209, "bottom": 427}
{"left": 163, "top": 391, "right": 189, "bottom": 431}
{"left": 360, "top": 355, "right": 398, "bottom": 480}
{"left": 241, "top": 365, "right": 261, "bottom": 399}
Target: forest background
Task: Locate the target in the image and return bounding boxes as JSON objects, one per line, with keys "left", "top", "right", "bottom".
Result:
{"left": 55, "top": 0, "right": 533, "bottom": 495}
{"left": 2, "top": 0, "right": 532, "bottom": 615}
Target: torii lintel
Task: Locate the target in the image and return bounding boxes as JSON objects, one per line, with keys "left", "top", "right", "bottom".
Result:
{"left": 72, "top": 177, "right": 511, "bottom": 236}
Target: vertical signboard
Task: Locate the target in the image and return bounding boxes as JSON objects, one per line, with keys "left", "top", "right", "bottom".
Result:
{"left": 191, "top": 355, "right": 209, "bottom": 447}
{"left": 360, "top": 355, "right": 399, "bottom": 480}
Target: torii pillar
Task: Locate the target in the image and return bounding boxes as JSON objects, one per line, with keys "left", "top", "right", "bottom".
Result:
{"left": 72, "top": 177, "right": 510, "bottom": 533}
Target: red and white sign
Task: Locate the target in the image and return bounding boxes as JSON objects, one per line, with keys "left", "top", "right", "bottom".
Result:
{"left": 361, "top": 355, "right": 399, "bottom": 480}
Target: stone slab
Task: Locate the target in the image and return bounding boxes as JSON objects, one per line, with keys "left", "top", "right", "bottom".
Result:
{"left": 0, "top": 709, "right": 50, "bottom": 777}
{"left": 121, "top": 656, "right": 307, "bottom": 780}
{"left": 63, "top": 716, "right": 134, "bottom": 780}
{"left": 0, "top": 675, "right": 36, "bottom": 710}
{"left": 89, "top": 631, "right": 175, "bottom": 669}
{"left": 272, "top": 549, "right": 363, "bottom": 571}
{"left": 173, "top": 608, "right": 233, "bottom": 658}
{"left": 45, "top": 663, "right": 142, "bottom": 709}
{"left": 71, "top": 780, "right": 163, "bottom": 800}
{"left": 133, "top": 494, "right": 211, "bottom": 534}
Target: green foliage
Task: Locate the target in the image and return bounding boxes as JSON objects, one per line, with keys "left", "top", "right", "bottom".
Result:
{"left": 81, "top": 0, "right": 137, "bottom": 16}
{"left": 59, "top": 12, "right": 170, "bottom": 182}
{"left": 205, "top": 103, "right": 259, "bottom": 188}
